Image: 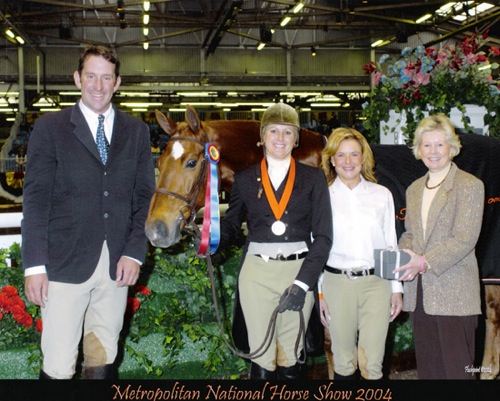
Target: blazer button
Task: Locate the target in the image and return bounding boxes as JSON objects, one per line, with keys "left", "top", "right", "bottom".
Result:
{"left": 104, "top": 191, "right": 109, "bottom": 197}
{"left": 104, "top": 213, "right": 109, "bottom": 219}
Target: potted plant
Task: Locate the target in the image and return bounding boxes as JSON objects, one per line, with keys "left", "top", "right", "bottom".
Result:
{"left": 361, "top": 33, "right": 499, "bottom": 144}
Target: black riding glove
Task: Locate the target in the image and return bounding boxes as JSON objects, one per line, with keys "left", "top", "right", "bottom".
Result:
{"left": 278, "top": 284, "right": 306, "bottom": 313}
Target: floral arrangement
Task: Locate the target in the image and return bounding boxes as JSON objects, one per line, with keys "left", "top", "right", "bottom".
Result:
{"left": 361, "top": 33, "right": 500, "bottom": 143}
{"left": 0, "top": 245, "right": 42, "bottom": 357}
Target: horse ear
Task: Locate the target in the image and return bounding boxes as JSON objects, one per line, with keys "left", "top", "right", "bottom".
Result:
{"left": 155, "top": 109, "right": 176, "bottom": 135}
{"left": 185, "top": 105, "right": 201, "bottom": 134}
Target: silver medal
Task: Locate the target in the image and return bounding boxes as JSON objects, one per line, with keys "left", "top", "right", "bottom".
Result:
{"left": 271, "top": 220, "right": 286, "bottom": 236}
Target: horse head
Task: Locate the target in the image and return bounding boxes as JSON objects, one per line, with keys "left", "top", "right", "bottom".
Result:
{"left": 145, "top": 106, "right": 209, "bottom": 248}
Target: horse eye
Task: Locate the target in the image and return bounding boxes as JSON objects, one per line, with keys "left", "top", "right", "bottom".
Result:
{"left": 185, "top": 159, "right": 197, "bottom": 169}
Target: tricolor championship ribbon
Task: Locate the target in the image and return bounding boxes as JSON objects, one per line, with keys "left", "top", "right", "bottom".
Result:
{"left": 197, "top": 144, "right": 221, "bottom": 256}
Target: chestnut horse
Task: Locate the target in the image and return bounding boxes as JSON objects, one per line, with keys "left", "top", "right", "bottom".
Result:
{"left": 145, "top": 106, "right": 499, "bottom": 380}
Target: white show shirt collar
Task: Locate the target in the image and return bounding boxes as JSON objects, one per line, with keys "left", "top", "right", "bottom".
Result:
{"left": 265, "top": 155, "right": 291, "bottom": 190}
{"left": 78, "top": 100, "right": 114, "bottom": 144}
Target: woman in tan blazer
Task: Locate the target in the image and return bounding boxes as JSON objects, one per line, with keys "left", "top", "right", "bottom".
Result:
{"left": 396, "top": 114, "right": 484, "bottom": 379}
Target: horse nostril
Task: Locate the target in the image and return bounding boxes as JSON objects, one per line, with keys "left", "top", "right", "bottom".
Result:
{"left": 154, "top": 220, "right": 168, "bottom": 238}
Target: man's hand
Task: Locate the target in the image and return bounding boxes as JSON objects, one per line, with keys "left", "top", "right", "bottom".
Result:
{"left": 116, "top": 256, "right": 140, "bottom": 287}
{"left": 25, "top": 273, "right": 49, "bottom": 307}
{"left": 278, "top": 284, "right": 306, "bottom": 313}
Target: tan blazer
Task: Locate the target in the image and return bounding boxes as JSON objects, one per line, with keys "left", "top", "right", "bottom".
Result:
{"left": 399, "top": 162, "right": 484, "bottom": 316}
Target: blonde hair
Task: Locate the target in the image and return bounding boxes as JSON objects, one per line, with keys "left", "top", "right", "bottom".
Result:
{"left": 412, "top": 114, "right": 462, "bottom": 160}
{"left": 321, "top": 128, "right": 377, "bottom": 185}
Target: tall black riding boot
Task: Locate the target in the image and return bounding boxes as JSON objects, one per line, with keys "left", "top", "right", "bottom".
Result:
{"left": 249, "top": 362, "right": 276, "bottom": 380}
{"left": 277, "top": 363, "right": 303, "bottom": 380}
{"left": 334, "top": 371, "right": 356, "bottom": 380}
{"left": 81, "top": 364, "right": 116, "bottom": 380}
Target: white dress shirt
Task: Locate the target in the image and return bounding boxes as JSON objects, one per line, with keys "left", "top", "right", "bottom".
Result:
{"left": 325, "top": 177, "right": 403, "bottom": 293}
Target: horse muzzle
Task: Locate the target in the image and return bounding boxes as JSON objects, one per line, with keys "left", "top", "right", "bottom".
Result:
{"left": 145, "top": 218, "right": 181, "bottom": 248}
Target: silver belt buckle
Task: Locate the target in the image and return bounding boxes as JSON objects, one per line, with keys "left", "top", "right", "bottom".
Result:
{"left": 345, "top": 269, "right": 357, "bottom": 280}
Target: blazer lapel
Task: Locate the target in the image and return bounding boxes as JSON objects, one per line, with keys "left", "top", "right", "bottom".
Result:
{"left": 423, "top": 163, "right": 457, "bottom": 245}
{"left": 70, "top": 105, "right": 102, "bottom": 163}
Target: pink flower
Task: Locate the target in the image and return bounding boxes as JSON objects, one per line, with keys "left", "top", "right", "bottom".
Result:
{"left": 414, "top": 72, "right": 430, "bottom": 86}
{"left": 372, "top": 71, "right": 382, "bottom": 86}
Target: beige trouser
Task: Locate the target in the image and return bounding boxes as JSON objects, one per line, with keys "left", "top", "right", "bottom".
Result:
{"left": 41, "top": 241, "right": 128, "bottom": 379}
{"left": 238, "top": 254, "right": 314, "bottom": 371}
{"left": 323, "top": 273, "right": 391, "bottom": 379}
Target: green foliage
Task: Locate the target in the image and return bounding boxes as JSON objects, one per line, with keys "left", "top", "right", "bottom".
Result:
{"left": 122, "top": 240, "right": 246, "bottom": 378}
{"left": 0, "top": 244, "right": 41, "bottom": 374}
{"left": 390, "top": 314, "right": 414, "bottom": 354}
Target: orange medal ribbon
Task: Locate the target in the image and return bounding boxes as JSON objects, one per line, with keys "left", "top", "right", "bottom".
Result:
{"left": 260, "top": 157, "right": 296, "bottom": 222}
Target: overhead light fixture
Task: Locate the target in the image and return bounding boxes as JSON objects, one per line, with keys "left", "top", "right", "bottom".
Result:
{"left": 120, "top": 102, "right": 162, "bottom": 107}
{"left": 257, "top": 42, "right": 266, "bottom": 50}
{"left": 5, "top": 29, "right": 15, "bottom": 39}
{"left": 143, "top": 14, "right": 150, "bottom": 25}
{"left": 15, "top": 36, "right": 25, "bottom": 45}
{"left": 118, "top": 92, "right": 151, "bottom": 97}
{"left": 40, "top": 108, "right": 61, "bottom": 112}
{"left": 292, "top": 2, "right": 305, "bottom": 14}
{"left": 143, "top": 27, "right": 149, "bottom": 36}
{"left": 33, "top": 96, "right": 57, "bottom": 108}
{"left": 371, "top": 38, "right": 392, "bottom": 48}
{"left": 143, "top": 41, "right": 149, "bottom": 50}
{"left": 177, "top": 91, "right": 218, "bottom": 97}
{"left": 169, "top": 108, "right": 187, "bottom": 112}
{"left": 310, "top": 103, "right": 342, "bottom": 107}
{"left": 132, "top": 108, "right": 148, "bottom": 112}
{"left": 280, "top": 16, "right": 291, "bottom": 27}
{"left": 59, "top": 91, "right": 81, "bottom": 96}
{"left": 311, "top": 46, "right": 317, "bottom": 57}
{"left": 6, "top": 117, "right": 15, "bottom": 122}
{"left": 415, "top": 13, "right": 432, "bottom": 24}
{"left": 143, "top": 1, "right": 150, "bottom": 12}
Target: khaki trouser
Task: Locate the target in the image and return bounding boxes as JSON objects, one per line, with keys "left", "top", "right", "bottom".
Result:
{"left": 323, "top": 273, "right": 391, "bottom": 379}
{"left": 41, "top": 241, "right": 128, "bottom": 379}
{"left": 238, "top": 254, "right": 314, "bottom": 371}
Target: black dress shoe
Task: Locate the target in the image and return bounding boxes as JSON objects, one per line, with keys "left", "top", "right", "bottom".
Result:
{"left": 249, "top": 362, "right": 276, "bottom": 380}
{"left": 277, "top": 363, "right": 304, "bottom": 380}
{"left": 81, "top": 364, "right": 116, "bottom": 380}
{"left": 334, "top": 371, "right": 356, "bottom": 380}
{"left": 39, "top": 370, "right": 55, "bottom": 380}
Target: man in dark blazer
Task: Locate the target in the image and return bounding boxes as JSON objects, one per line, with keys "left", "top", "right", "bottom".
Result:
{"left": 21, "top": 45, "right": 155, "bottom": 379}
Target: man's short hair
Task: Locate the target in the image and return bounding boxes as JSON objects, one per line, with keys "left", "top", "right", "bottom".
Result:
{"left": 77, "top": 45, "right": 120, "bottom": 77}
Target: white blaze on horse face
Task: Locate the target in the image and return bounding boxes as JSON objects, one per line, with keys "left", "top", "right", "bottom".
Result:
{"left": 172, "top": 141, "right": 185, "bottom": 160}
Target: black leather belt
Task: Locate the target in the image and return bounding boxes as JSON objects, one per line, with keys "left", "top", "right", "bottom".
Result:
{"left": 325, "top": 265, "right": 375, "bottom": 277}
{"left": 257, "top": 252, "right": 308, "bottom": 261}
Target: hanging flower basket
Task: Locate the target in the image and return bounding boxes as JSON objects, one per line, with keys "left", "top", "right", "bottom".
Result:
{"left": 361, "top": 33, "right": 500, "bottom": 144}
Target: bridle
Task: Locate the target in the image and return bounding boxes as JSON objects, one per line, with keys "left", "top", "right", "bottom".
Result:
{"left": 154, "top": 135, "right": 208, "bottom": 230}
